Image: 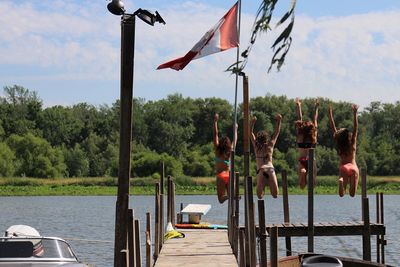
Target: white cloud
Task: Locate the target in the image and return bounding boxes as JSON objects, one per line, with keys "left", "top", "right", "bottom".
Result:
{"left": 0, "top": 1, "right": 399, "bottom": 108}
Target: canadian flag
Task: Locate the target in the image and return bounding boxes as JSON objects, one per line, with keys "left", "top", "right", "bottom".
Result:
{"left": 157, "top": 2, "right": 239, "bottom": 71}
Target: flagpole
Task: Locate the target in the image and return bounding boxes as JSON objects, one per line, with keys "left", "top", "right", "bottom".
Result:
{"left": 229, "top": 0, "right": 242, "bottom": 247}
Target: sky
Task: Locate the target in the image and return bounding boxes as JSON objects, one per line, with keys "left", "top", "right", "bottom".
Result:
{"left": 0, "top": 0, "right": 399, "bottom": 109}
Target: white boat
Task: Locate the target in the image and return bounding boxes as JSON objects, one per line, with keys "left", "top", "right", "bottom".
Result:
{"left": 0, "top": 225, "right": 89, "bottom": 266}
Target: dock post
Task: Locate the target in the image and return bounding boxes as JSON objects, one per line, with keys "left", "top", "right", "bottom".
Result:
{"left": 361, "top": 169, "right": 367, "bottom": 219}
{"left": 171, "top": 181, "right": 176, "bottom": 226}
{"left": 233, "top": 172, "right": 240, "bottom": 258}
{"left": 246, "top": 176, "right": 256, "bottom": 267}
{"left": 160, "top": 162, "right": 165, "bottom": 248}
{"left": 270, "top": 226, "right": 278, "bottom": 267}
{"left": 362, "top": 197, "right": 371, "bottom": 261}
{"left": 376, "top": 192, "right": 385, "bottom": 263}
{"left": 128, "top": 209, "right": 135, "bottom": 267}
{"left": 134, "top": 219, "right": 142, "bottom": 267}
{"left": 244, "top": 175, "right": 250, "bottom": 266}
{"left": 146, "top": 212, "right": 152, "bottom": 267}
{"left": 178, "top": 203, "right": 183, "bottom": 224}
{"left": 154, "top": 184, "right": 160, "bottom": 260}
{"left": 257, "top": 199, "right": 267, "bottom": 267}
{"left": 114, "top": 14, "right": 135, "bottom": 267}
{"left": 281, "top": 170, "right": 292, "bottom": 256}
{"left": 239, "top": 229, "right": 246, "bottom": 267}
{"left": 307, "top": 148, "right": 315, "bottom": 253}
{"left": 242, "top": 75, "right": 250, "bottom": 266}
{"left": 167, "top": 176, "right": 171, "bottom": 224}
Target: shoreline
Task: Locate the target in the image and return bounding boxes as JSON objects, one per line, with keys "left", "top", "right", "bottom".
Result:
{"left": 1, "top": 176, "right": 399, "bottom": 196}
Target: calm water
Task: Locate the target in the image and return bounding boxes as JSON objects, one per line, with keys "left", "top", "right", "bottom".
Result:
{"left": 0, "top": 195, "right": 399, "bottom": 266}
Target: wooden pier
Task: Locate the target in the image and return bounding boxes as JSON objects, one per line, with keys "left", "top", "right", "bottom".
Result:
{"left": 154, "top": 229, "right": 238, "bottom": 267}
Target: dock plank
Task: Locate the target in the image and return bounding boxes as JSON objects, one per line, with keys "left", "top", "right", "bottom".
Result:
{"left": 155, "top": 229, "right": 238, "bottom": 267}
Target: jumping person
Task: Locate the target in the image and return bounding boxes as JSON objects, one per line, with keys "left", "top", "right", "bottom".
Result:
{"left": 295, "top": 98, "right": 319, "bottom": 189}
{"left": 329, "top": 104, "right": 359, "bottom": 197}
{"left": 251, "top": 114, "right": 282, "bottom": 199}
{"left": 213, "top": 113, "right": 237, "bottom": 203}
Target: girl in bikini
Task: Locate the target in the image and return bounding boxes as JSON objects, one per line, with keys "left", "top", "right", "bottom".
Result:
{"left": 329, "top": 104, "right": 359, "bottom": 197}
{"left": 251, "top": 114, "right": 282, "bottom": 199}
{"left": 213, "top": 113, "right": 237, "bottom": 203}
{"left": 295, "top": 98, "right": 319, "bottom": 189}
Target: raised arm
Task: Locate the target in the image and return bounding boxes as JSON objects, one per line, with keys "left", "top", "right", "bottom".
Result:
{"left": 250, "top": 116, "right": 257, "bottom": 149}
{"left": 328, "top": 105, "right": 337, "bottom": 137}
{"left": 213, "top": 113, "right": 219, "bottom": 148}
{"left": 313, "top": 98, "right": 319, "bottom": 128}
{"left": 271, "top": 114, "right": 282, "bottom": 144}
{"left": 295, "top": 98, "right": 303, "bottom": 122}
{"left": 352, "top": 104, "right": 359, "bottom": 146}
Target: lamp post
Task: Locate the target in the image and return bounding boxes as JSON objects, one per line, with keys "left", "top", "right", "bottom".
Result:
{"left": 107, "top": 1, "right": 165, "bottom": 266}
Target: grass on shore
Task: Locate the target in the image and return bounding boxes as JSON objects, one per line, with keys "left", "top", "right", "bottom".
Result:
{"left": 0, "top": 176, "right": 400, "bottom": 196}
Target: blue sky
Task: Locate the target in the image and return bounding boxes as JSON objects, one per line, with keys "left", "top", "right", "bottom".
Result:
{"left": 1, "top": 0, "right": 400, "bottom": 108}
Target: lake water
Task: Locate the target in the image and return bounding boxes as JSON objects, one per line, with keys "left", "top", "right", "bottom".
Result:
{"left": 0, "top": 195, "right": 399, "bottom": 266}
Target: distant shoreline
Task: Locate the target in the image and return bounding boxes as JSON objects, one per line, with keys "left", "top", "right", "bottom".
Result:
{"left": 0, "top": 176, "right": 399, "bottom": 196}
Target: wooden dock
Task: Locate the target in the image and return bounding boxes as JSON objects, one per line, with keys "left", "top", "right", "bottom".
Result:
{"left": 154, "top": 229, "right": 238, "bottom": 267}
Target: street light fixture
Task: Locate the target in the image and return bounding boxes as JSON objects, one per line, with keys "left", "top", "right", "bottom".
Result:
{"left": 107, "top": 1, "right": 165, "bottom": 266}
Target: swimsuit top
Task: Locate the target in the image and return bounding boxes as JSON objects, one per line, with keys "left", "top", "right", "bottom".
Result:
{"left": 215, "top": 157, "right": 230, "bottom": 165}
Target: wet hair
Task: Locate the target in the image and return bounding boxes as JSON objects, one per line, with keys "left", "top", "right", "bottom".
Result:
{"left": 255, "top": 130, "right": 270, "bottom": 151}
{"left": 335, "top": 128, "right": 352, "bottom": 155}
{"left": 296, "top": 121, "right": 317, "bottom": 144}
{"left": 216, "top": 136, "right": 232, "bottom": 157}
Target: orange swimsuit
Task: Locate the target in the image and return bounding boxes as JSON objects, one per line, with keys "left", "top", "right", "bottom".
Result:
{"left": 217, "top": 171, "right": 230, "bottom": 185}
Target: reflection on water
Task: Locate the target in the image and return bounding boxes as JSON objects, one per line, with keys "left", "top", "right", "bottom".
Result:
{"left": 0, "top": 195, "right": 399, "bottom": 266}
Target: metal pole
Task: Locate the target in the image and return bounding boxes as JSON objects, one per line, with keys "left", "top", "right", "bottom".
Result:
{"left": 307, "top": 148, "right": 315, "bottom": 253}
{"left": 229, "top": 0, "right": 242, "bottom": 247}
{"left": 243, "top": 75, "right": 250, "bottom": 177}
{"left": 114, "top": 14, "right": 135, "bottom": 267}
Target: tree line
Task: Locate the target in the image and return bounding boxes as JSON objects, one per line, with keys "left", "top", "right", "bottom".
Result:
{"left": 0, "top": 85, "right": 398, "bottom": 178}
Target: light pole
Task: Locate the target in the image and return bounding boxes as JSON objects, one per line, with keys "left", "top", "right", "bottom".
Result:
{"left": 107, "top": 1, "right": 165, "bottom": 266}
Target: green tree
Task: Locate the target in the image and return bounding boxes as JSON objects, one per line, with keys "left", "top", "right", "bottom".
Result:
{"left": 38, "top": 106, "right": 84, "bottom": 147}
{"left": 0, "top": 85, "right": 42, "bottom": 136}
{"left": 144, "top": 94, "right": 195, "bottom": 158}
{"left": 63, "top": 144, "right": 90, "bottom": 177}
{"left": 6, "top": 133, "right": 66, "bottom": 178}
{"left": 0, "top": 142, "right": 15, "bottom": 177}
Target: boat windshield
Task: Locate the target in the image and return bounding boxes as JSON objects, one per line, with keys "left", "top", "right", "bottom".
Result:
{"left": 0, "top": 237, "right": 77, "bottom": 261}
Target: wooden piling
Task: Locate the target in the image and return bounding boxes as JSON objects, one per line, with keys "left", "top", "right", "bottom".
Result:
{"left": 361, "top": 169, "right": 367, "bottom": 219}
{"left": 257, "top": 199, "right": 267, "bottom": 267}
{"left": 134, "top": 219, "right": 142, "bottom": 267}
{"left": 154, "top": 186, "right": 160, "bottom": 260}
{"left": 246, "top": 176, "right": 256, "bottom": 267}
{"left": 233, "top": 172, "right": 240, "bottom": 258}
{"left": 178, "top": 203, "right": 183, "bottom": 224}
{"left": 160, "top": 162, "right": 165, "bottom": 248}
{"left": 146, "top": 212, "right": 152, "bottom": 267}
{"left": 281, "top": 170, "right": 292, "bottom": 256}
{"left": 378, "top": 193, "right": 385, "bottom": 262}
{"left": 244, "top": 175, "right": 250, "bottom": 266}
{"left": 171, "top": 181, "right": 176, "bottom": 226}
{"left": 362, "top": 197, "right": 371, "bottom": 261}
{"left": 128, "top": 209, "right": 135, "bottom": 267}
{"left": 270, "top": 226, "right": 278, "bottom": 267}
{"left": 239, "top": 229, "right": 246, "bottom": 267}
{"left": 243, "top": 75, "right": 250, "bottom": 177}
{"left": 307, "top": 149, "right": 315, "bottom": 252}
{"left": 167, "top": 176, "right": 171, "bottom": 224}
{"left": 376, "top": 192, "right": 380, "bottom": 263}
